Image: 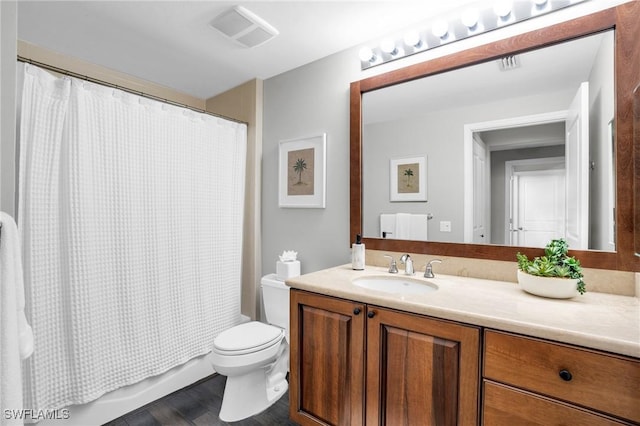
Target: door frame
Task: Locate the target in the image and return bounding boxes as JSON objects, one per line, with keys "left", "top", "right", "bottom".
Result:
{"left": 463, "top": 110, "right": 568, "bottom": 243}
{"left": 505, "top": 157, "right": 566, "bottom": 246}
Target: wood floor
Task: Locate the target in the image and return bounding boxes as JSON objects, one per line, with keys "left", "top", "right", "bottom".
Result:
{"left": 103, "top": 374, "right": 298, "bottom": 426}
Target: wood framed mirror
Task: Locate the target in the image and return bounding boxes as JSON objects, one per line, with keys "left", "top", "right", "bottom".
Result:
{"left": 350, "top": 2, "right": 639, "bottom": 272}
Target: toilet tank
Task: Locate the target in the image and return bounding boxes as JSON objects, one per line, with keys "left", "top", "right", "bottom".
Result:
{"left": 261, "top": 274, "right": 290, "bottom": 330}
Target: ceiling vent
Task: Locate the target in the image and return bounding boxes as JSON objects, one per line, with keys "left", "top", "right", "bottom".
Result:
{"left": 497, "top": 55, "right": 520, "bottom": 71}
{"left": 210, "top": 6, "right": 279, "bottom": 48}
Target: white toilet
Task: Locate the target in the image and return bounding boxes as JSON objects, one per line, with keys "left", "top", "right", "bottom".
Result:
{"left": 210, "top": 274, "right": 290, "bottom": 422}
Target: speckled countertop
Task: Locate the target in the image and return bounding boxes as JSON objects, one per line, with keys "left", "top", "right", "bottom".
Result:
{"left": 286, "top": 264, "right": 640, "bottom": 358}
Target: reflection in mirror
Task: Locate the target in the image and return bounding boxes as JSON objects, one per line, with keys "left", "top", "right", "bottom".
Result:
{"left": 362, "top": 30, "right": 615, "bottom": 251}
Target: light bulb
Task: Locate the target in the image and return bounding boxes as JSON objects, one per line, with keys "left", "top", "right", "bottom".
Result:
{"left": 461, "top": 8, "right": 479, "bottom": 29}
{"left": 358, "top": 46, "right": 375, "bottom": 63}
{"left": 494, "top": 0, "right": 513, "bottom": 18}
{"left": 380, "top": 38, "right": 398, "bottom": 55}
{"left": 431, "top": 19, "right": 449, "bottom": 39}
{"left": 404, "top": 30, "right": 421, "bottom": 48}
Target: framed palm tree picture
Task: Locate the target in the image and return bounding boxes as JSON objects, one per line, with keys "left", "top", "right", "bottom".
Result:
{"left": 278, "top": 133, "right": 326, "bottom": 208}
{"left": 390, "top": 156, "right": 427, "bottom": 202}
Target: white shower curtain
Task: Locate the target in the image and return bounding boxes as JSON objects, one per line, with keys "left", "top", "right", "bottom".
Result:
{"left": 18, "top": 64, "right": 247, "bottom": 412}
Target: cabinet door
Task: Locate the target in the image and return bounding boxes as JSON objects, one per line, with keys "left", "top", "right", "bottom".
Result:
{"left": 366, "top": 306, "right": 480, "bottom": 426}
{"left": 289, "top": 290, "right": 365, "bottom": 426}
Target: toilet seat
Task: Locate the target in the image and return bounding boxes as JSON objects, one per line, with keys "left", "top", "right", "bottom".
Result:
{"left": 213, "top": 321, "right": 284, "bottom": 356}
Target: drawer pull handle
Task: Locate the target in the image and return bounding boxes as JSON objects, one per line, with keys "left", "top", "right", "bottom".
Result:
{"left": 367, "top": 311, "right": 376, "bottom": 318}
{"left": 353, "top": 308, "right": 361, "bottom": 315}
{"left": 559, "top": 369, "right": 573, "bottom": 381}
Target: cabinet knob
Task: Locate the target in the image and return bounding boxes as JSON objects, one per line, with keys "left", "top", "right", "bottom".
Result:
{"left": 367, "top": 311, "right": 376, "bottom": 318}
{"left": 559, "top": 369, "right": 573, "bottom": 381}
{"left": 353, "top": 307, "right": 361, "bottom": 315}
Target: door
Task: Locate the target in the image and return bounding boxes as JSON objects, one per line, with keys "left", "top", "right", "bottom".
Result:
{"left": 565, "top": 82, "right": 589, "bottom": 250}
{"left": 511, "top": 169, "right": 566, "bottom": 247}
{"left": 365, "top": 306, "right": 480, "bottom": 426}
{"left": 472, "top": 135, "right": 489, "bottom": 243}
{"left": 289, "top": 290, "right": 365, "bottom": 426}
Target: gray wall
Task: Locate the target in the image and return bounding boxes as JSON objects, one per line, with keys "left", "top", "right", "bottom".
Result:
{"left": 1, "top": 1, "right": 17, "bottom": 216}
{"left": 588, "top": 31, "right": 615, "bottom": 251}
{"left": 262, "top": 49, "right": 360, "bottom": 275}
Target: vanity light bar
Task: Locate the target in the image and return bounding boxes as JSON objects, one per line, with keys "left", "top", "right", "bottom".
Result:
{"left": 359, "top": 0, "right": 587, "bottom": 70}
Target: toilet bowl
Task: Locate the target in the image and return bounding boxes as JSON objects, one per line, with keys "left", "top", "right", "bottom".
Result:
{"left": 210, "top": 274, "right": 290, "bottom": 422}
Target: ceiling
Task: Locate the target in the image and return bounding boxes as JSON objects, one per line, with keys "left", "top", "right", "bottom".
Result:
{"left": 17, "top": 1, "right": 482, "bottom": 100}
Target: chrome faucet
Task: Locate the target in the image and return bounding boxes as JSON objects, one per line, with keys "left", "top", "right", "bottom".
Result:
{"left": 424, "top": 259, "right": 442, "bottom": 278}
{"left": 384, "top": 255, "right": 398, "bottom": 274}
{"left": 400, "top": 254, "right": 414, "bottom": 275}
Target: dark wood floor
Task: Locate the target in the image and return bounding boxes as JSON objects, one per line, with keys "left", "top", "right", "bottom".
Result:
{"left": 103, "top": 374, "right": 298, "bottom": 426}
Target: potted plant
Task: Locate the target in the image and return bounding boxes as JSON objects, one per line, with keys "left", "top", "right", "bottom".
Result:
{"left": 516, "top": 239, "right": 586, "bottom": 298}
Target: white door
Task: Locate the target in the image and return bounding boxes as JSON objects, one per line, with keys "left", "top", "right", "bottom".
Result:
{"left": 565, "top": 82, "right": 589, "bottom": 250}
{"left": 472, "top": 135, "right": 489, "bottom": 243}
{"left": 512, "top": 170, "right": 566, "bottom": 247}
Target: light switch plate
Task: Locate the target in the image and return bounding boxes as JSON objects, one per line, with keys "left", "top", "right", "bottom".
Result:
{"left": 440, "top": 221, "right": 452, "bottom": 232}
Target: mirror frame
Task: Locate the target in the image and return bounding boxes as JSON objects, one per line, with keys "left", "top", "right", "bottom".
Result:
{"left": 351, "top": 3, "right": 640, "bottom": 272}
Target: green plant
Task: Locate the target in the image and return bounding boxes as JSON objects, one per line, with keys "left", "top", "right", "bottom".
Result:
{"left": 517, "top": 239, "right": 586, "bottom": 295}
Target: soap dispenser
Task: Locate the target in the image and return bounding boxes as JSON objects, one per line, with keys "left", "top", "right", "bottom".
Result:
{"left": 352, "top": 234, "right": 365, "bottom": 270}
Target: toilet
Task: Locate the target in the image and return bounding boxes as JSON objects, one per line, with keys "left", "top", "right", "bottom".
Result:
{"left": 210, "top": 274, "right": 290, "bottom": 422}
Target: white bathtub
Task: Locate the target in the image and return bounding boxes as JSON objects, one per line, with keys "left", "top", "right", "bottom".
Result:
{"left": 33, "top": 351, "right": 213, "bottom": 426}
{"left": 34, "top": 314, "right": 250, "bottom": 426}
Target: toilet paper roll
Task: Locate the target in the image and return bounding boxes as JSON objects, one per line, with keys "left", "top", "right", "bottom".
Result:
{"left": 276, "top": 260, "right": 300, "bottom": 281}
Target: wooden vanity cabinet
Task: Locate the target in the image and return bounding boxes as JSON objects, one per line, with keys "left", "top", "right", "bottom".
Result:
{"left": 365, "top": 305, "right": 480, "bottom": 426}
{"left": 289, "top": 289, "right": 481, "bottom": 426}
{"left": 289, "top": 290, "right": 365, "bottom": 426}
{"left": 482, "top": 330, "right": 640, "bottom": 425}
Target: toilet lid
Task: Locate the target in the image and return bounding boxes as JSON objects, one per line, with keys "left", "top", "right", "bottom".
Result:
{"left": 213, "top": 321, "right": 283, "bottom": 355}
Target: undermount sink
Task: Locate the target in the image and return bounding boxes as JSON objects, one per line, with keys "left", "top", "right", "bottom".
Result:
{"left": 352, "top": 276, "right": 438, "bottom": 296}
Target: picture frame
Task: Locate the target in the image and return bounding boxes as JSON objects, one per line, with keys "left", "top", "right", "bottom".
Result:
{"left": 279, "top": 133, "right": 326, "bottom": 208}
{"left": 390, "top": 156, "right": 427, "bottom": 202}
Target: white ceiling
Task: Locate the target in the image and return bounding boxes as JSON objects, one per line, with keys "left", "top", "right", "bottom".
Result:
{"left": 17, "top": 1, "right": 482, "bottom": 99}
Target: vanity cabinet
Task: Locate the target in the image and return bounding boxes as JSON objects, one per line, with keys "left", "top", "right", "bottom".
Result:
{"left": 289, "top": 290, "right": 366, "bottom": 426}
{"left": 483, "top": 330, "right": 640, "bottom": 425}
{"left": 289, "top": 289, "right": 481, "bottom": 426}
{"left": 365, "top": 304, "right": 480, "bottom": 425}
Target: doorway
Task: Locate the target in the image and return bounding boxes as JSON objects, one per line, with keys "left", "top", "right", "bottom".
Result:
{"left": 506, "top": 158, "right": 565, "bottom": 247}
{"left": 463, "top": 110, "right": 568, "bottom": 245}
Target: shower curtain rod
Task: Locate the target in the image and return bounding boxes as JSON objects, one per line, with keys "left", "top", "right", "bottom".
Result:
{"left": 17, "top": 56, "right": 246, "bottom": 125}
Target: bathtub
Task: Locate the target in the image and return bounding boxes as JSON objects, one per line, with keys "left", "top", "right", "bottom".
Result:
{"left": 34, "top": 314, "right": 250, "bottom": 426}
{"left": 32, "top": 351, "right": 213, "bottom": 426}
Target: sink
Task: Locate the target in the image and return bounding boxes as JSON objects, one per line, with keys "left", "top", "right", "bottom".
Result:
{"left": 352, "top": 276, "right": 438, "bottom": 296}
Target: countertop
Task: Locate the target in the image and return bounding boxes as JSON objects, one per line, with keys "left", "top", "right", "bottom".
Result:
{"left": 286, "top": 264, "right": 640, "bottom": 358}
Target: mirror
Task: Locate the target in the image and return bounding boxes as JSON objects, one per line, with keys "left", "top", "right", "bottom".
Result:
{"left": 362, "top": 31, "right": 614, "bottom": 252}
{"left": 350, "top": 3, "right": 640, "bottom": 272}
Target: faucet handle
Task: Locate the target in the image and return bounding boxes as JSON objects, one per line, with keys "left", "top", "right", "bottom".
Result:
{"left": 384, "top": 255, "right": 398, "bottom": 274}
{"left": 424, "top": 259, "right": 442, "bottom": 278}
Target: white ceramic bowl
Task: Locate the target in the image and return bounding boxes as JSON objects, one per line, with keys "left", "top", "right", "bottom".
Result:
{"left": 517, "top": 269, "right": 579, "bottom": 299}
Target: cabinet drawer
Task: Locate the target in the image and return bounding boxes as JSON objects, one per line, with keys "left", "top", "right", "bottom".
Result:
{"left": 483, "top": 381, "right": 629, "bottom": 425}
{"left": 483, "top": 330, "right": 640, "bottom": 423}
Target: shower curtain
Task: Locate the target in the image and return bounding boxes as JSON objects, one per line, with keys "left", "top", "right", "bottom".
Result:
{"left": 18, "top": 64, "right": 247, "bottom": 412}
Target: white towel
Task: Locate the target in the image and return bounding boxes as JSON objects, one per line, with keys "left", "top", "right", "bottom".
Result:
{"left": 409, "top": 214, "right": 429, "bottom": 241}
{"left": 386, "top": 213, "right": 429, "bottom": 241}
{"left": 1, "top": 212, "right": 33, "bottom": 426}
{"left": 395, "top": 213, "right": 412, "bottom": 239}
